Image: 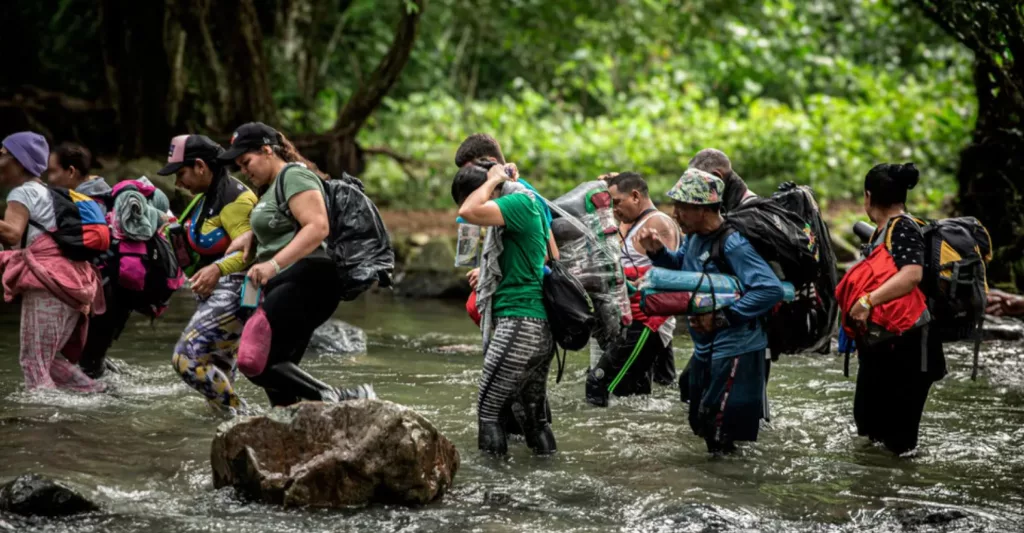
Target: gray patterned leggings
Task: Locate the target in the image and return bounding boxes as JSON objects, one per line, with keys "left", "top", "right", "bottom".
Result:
{"left": 478, "top": 317, "right": 554, "bottom": 425}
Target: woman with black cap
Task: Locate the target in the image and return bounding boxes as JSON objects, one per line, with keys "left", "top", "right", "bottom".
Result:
{"left": 156, "top": 134, "right": 258, "bottom": 412}
{"left": 220, "top": 122, "right": 374, "bottom": 406}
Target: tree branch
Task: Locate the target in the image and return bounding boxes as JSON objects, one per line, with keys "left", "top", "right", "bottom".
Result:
{"left": 332, "top": 0, "right": 424, "bottom": 137}
{"left": 318, "top": 0, "right": 354, "bottom": 79}
{"left": 0, "top": 86, "right": 111, "bottom": 112}
{"left": 363, "top": 145, "right": 416, "bottom": 164}
{"left": 363, "top": 145, "right": 424, "bottom": 181}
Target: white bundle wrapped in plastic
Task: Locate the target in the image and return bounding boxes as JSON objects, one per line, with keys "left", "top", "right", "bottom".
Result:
{"left": 546, "top": 181, "right": 631, "bottom": 358}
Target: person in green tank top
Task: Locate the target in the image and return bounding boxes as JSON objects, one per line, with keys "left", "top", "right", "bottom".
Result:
{"left": 452, "top": 157, "right": 556, "bottom": 457}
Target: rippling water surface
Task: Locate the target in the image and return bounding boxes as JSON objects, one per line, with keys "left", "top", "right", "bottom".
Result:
{"left": 1, "top": 293, "right": 1022, "bottom": 532}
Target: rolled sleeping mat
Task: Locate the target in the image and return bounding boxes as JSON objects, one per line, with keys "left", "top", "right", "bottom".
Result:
{"left": 640, "top": 282, "right": 796, "bottom": 317}
{"left": 640, "top": 268, "right": 743, "bottom": 293}
{"left": 641, "top": 290, "right": 742, "bottom": 316}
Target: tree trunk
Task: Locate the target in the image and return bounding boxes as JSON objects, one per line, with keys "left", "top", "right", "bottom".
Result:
{"left": 99, "top": 0, "right": 175, "bottom": 157}
{"left": 910, "top": 0, "right": 1024, "bottom": 289}
{"left": 213, "top": 0, "right": 279, "bottom": 128}
{"left": 313, "top": 0, "right": 424, "bottom": 178}
{"left": 955, "top": 56, "right": 1024, "bottom": 286}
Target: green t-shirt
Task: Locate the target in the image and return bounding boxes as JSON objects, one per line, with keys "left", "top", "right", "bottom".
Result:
{"left": 492, "top": 192, "right": 548, "bottom": 320}
{"left": 250, "top": 165, "right": 326, "bottom": 264}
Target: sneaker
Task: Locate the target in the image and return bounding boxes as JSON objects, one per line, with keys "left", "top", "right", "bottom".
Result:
{"left": 329, "top": 384, "right": 377, "bottom": 402}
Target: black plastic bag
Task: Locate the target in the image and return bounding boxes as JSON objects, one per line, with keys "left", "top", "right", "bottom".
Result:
{"left": 275, "top": 166, "right": 395, "bottom": 300}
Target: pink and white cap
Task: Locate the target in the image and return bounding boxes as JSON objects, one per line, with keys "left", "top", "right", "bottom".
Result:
{"left": 167, "top": 135, "right": 189, "bottom": 164}
{"left": 156, "top": 134, "right": 223, "bottom": 176}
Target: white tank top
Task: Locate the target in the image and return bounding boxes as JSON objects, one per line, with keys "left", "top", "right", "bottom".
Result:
{"left": 619, "top": 210, "right": 681, "bottom": 346}
{"left": 620, "top": 210, "right": 678, "bottom": 270}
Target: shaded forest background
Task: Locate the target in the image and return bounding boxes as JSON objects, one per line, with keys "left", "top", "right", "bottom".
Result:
{"left": 1, "top": 0, "right": 1022, "bottom": 287}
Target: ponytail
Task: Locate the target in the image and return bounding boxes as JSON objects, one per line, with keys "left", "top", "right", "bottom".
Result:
{"left": 272, "top": 133, "right": 330, "bottom": 180}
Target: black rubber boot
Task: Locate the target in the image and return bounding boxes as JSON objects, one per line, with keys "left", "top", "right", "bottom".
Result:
{"left": 501, "top": 399, "right": 525, "bottom": 437}
{"left": 478, "top": 420, "right": 508, "bottom": 456}
{"left": 585, "top": 371, "right": 609, "bottom": 407}
{"left": 250, "top": 362, "right": 337, "bottom": 406}
{"left": 523, "top": 400, "right": 557, "bottom": 456}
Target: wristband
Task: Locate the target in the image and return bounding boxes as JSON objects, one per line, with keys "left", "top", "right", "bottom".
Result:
{"left": 270, "top": 259, "right": 282, "bottom": 274}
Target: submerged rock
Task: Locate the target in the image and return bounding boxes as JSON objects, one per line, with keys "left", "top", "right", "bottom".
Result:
{"left": 309, "top": 319, "right": 367, "bottom": 356}
{"left": 210, "top": 400, "right": 459, "bottom": 508}
{"left": 0, "top": 474, "right": 98, "bottom": 517}
{"left": 982, "top": 315, "right": 1024, "bottom": 341}
{"left": 895, "top": 508, "right": 969, "bottom": 530}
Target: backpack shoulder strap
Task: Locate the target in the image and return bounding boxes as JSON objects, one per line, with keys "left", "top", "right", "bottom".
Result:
{"left": 706, "top": 224, "right": 737, "bottom": 276}
{"left": 273, "top": 163, "right": 308, "bottom": 219}
{"left": 875, "top": 214, "right": 922, "bottom": 251}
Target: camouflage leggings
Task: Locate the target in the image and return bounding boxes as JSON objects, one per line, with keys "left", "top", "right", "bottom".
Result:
{"left": 171, "top": 273, "right": 247, "bottom": 411}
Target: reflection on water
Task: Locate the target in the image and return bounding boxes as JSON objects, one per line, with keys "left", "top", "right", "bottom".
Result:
{"left": 1, "top": 292, "right": 1022, "bottom": 532}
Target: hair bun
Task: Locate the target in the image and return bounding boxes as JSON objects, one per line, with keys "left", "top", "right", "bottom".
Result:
{"left": 892, "top": 162, "right": 919, "bottom": 190}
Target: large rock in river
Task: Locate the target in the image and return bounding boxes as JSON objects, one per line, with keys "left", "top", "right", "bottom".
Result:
{"left": 309, "top": 319, "right": 367, "bottom": 356}
{"left": 210, "top": 400, "right": 459, "bottom": 508}
{"left": 0, "top": 474, "right": 98, "bottom": 517}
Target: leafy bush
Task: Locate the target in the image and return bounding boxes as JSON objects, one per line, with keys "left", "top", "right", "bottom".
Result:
{"left": 359, "top": 62, "right": 974, "bottom": 214}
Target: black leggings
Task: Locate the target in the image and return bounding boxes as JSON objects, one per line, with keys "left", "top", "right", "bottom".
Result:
{"left": 586, "top": 321, "right": 673, "bottom": 406}
{"left": 240, "top": 257, "right": 343, "bottom": 406}
{"left": 78, "top": 286, "right": 135, "bottom": 378}
{"left": 854, "top": 329, "right": 944, "bottom": 455}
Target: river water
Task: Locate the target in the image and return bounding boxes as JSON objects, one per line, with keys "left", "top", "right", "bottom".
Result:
{"left": 1, "top": 293, "right": 1022, "bottom": 532}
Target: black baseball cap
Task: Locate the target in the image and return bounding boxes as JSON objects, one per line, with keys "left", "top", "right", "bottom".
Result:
{"left": 218, "top": 122, "right": 281, "bottom": 161}
{"left": 156, "top": 134, "right": 225, "bottom": 175}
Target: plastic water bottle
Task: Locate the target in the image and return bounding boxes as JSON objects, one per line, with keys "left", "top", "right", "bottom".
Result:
{"left": 454, "top": 217, "right": 482, "bottom": 268}
{"left": 615, "top": 282, "right": 632, "bottom": 325}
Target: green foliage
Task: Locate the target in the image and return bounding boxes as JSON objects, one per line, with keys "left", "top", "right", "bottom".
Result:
{"left": 317, "top": 0, "right": 974, "bottom": 210}
{"left": 358, "top": 61, "right": 973, "bottom": 212}
{"left": 4, "top": 0, "right": 977, "bottom": 217}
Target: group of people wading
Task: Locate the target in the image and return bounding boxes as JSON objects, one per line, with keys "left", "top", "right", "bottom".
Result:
{"left": 0, "top": 126, "right": 374, "bottom": 412}
{"left": 0, "top": 127, "right": 1019, "bottom": 459}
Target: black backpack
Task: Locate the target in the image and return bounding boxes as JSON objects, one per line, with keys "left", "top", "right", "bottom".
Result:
{"left": 769, "top": 183, "right": 840, "bottom": 354}
{"left": 721, "top": 196, "right": 819, "bottom": 285}
{"left": 893, "top": 215, "right": 991, "bottom": 379}
{"left": 709, "top": 185, "right": 838, "bottom": 356}
{"left": 274, "top": 164, "right": 395, "bottom": 301}
{"left": 542, "top": 239, "right": 596, "bottom": 382}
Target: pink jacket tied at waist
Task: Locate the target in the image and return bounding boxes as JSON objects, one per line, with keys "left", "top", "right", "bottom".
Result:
{"left": 0, "top": 233, "right": 105, "bottom": 362}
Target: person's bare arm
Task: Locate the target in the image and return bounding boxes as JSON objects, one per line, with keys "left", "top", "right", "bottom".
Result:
{"left": 547, "top": 230, "right": 559, "bottom": 261}
{"left": 0, "top": 202, "right": 30, "bottom": 246}
{"left": 869, "top": 265, "right": 923, "bottom": 306}
{"left": 642, "top": 214, "right": 681, "bottom": 253}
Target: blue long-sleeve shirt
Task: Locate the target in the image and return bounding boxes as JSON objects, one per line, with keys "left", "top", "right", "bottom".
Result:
{"left": 649, "top": 231, "right": 784, "bottom": 359}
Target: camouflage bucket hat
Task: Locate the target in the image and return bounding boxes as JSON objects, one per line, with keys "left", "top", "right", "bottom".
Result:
{"left": 666, "top": 168, "right": 725, "bottom": 205}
